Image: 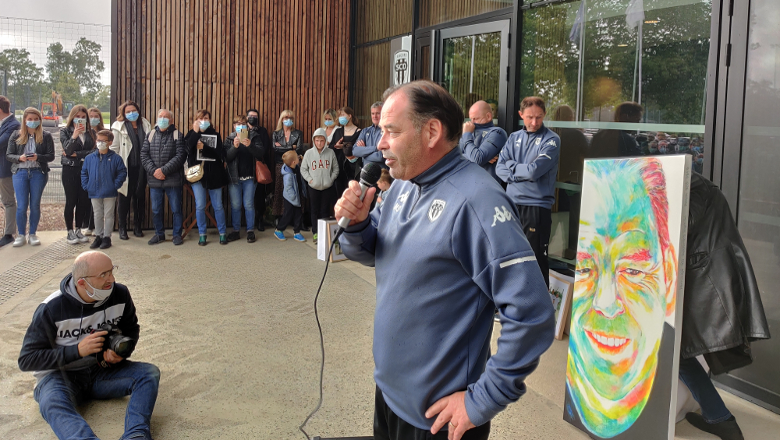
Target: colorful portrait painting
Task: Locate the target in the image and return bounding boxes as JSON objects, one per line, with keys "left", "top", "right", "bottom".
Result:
{"left": 564, "top": 156, "right": 691, "bottom": 439}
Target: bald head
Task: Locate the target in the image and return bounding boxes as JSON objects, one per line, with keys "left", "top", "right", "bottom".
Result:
{"left": 72, "top": 251, "right": 113, "bottom": 280}
{"left": 468, "top": 100, "right": 493, "bottom": 124}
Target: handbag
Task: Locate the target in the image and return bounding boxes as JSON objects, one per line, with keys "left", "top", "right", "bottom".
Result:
{"left": 255, "top": 160, "right": 273, "bottom": 184}
{"left": 61, "top": 155, "right": 76, "bottom": 167}
{"left": 186, "top": 161, "right": 204, "bottom": 183}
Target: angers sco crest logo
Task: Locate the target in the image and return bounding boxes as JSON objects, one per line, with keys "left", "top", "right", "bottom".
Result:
{"left": 428, "top": 200, "right": 446, "bottom": 222}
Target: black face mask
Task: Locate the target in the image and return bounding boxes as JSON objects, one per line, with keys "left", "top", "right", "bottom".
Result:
{"left": 247, "top": 116, "right": 259, "bottom": 126}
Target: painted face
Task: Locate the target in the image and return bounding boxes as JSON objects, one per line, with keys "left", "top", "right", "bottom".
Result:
{"left": 567, "top": 159, "right": 674, "bottom": 437}
{"left": 377, "top": 93, "right": 424, "bottom": 181}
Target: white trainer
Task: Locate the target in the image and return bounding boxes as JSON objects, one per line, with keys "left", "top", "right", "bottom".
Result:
{"left": 67, "top": 230, "right": 79, "bottom": 245}
{"left": 13, "top": 236, "right": 25, "bottom": 247}
{"left": 28, "top": 234, "right": 41, "bottom": 246}
{"left": 83, "top": 229, "right": 94, "bottom": 236}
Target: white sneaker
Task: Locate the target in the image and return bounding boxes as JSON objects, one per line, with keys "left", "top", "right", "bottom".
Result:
{"left": 75, "top": 229, "right": 89, "bottom": 243}
{"left": 67, "top": 230, "right": 79, "bottom": 245}
{"left": 28, "top": 234, "right": 41, "bottom": 246}
{"left": 13, "top": 236, "right": 25, "bottom": 247}
{"left": 83, "top": 229, "right": 94, "bottom": 237}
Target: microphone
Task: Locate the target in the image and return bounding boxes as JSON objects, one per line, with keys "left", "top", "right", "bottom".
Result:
{"left": 336, "top": 162, "right": 382, "bottom": 230}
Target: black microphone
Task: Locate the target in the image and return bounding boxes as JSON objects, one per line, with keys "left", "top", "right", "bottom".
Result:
{"left": 336, "top": 162, "right": 382, "bottom": 230}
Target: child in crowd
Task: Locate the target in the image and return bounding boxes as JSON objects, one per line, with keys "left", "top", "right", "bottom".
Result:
{"left": 275, "top": 150, "right": 305, "bottom": 242}
{"left": 376, "top": 168, "right": 394, "bottom": 207}
{"left": 81, "top": 130, "right": 127, "bottom": 249}
{"left": 301, "top": 128, "right": 339, "bottom": 244}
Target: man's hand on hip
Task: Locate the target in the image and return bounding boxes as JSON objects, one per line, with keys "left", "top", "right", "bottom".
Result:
{"left": 335, "top": 180, "right": 375, "bottom": 227}
{"left": 426, "top": 391, "right": 476, "bottom": 440}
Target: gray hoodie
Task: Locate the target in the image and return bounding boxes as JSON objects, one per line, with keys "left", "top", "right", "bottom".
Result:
{"left": 301, "top": 128, "right": 339, "bottom": 190}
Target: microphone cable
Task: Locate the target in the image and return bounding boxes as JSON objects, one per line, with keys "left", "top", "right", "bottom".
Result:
{"left": 299, "top": 228, "right": 346, "bottom": 440}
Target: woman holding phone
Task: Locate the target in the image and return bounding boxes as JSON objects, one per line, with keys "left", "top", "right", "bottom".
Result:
{"left": 110, "top": 100, "right": 152, "bottom": 240}
{"left": 271, "top": 110, "right": 303, "bottom": 219}
{"left": 60, "top": 105, "right": 96, "bottom": 244}
{"left": 6, "top": 107, "right": 55, "bottom": 246}
{"left": 330, "top": 106, "right": 362, "bottom": 196}
{"left": 185, "top": 109, "right": 228, "bottom": 246}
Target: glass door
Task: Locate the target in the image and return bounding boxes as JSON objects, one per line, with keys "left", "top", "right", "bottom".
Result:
{"left": 437, "top": 21, "right": 510, "bottom": 127}
{"left": 714, "top": 0, "right": 780, "bottom": 413}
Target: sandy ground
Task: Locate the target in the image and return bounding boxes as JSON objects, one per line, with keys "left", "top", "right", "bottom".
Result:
{"left": 0, "top": 230, "right": 778, "bottom": 440}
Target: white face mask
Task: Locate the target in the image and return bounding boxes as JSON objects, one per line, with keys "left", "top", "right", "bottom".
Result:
{"left": 83, "top": 279, "right": 114, "bottom": 301}
{"left": 97, "top": 141, "right": 108, "bottom": 151}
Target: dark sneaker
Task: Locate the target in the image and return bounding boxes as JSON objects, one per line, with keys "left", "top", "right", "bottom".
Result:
{"left": 119, "top": 228, "right": 129, "bottom": 240}
{"left": 148, "top": 235, "right": 165, "bottom": 245}
{"left": 0, "top": 234, "right": 14, "bottom": 248}
{"left": 686, "top": 413, "right": 744, "bottom": 440}
{"left": 133, "top": 227, "right": 144, "bottom": 237}
{"left": 67, "top": 229, "right": 79, "bottom": 245}
{"left": 90, "top": 236, "right": 103, "bottom": 249}
{"left": 99, "top": 237, "right": 112, "bottom": 249}
{"left": 227, "top": 231, "right": 240, "bottom": 242}
{"left": 257, "top": 223, "right": 265, "bottom": 231}
{"left": 247, "top": 231, "right": 256, "bottom": 243}
{"left": 219, "top": 234, "right": 228, "bottom": 245}
{"left": 198, "top": 235, "right": 207, "bottom": 246}
{"left": 172, "top": 236, "right": 183, "bottom": 245}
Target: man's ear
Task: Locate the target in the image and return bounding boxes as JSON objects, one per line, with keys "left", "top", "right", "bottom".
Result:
{"left": 423, "top": 119, "right": 443, "bottom": 150}
{"left": 663, "top": 245, "right": 678, "bottom": 318}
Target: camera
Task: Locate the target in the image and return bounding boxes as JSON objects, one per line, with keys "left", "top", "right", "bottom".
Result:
{"left": 98, "top": 322, "right": 136, "bottom": 359}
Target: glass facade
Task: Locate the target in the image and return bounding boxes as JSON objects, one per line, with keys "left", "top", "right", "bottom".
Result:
{"left": 520, "top": 0, "right": 712, "bottom": 261}
{"left": 442, "top": 31, "right": 502, "bottom": 116}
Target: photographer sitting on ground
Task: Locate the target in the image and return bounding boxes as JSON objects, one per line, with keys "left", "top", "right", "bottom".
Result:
{"left": 18, "top": 250, "right": 160, "bottom": 440}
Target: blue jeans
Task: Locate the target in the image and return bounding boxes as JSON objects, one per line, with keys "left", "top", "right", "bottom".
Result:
{"left": 149, "top": 186, "right": 183, "bottom": 238}
{"left": 228, "top": 180, "right": 255, "bottom": 232}
{"left": 678, "top": 356, "right": 732, "bottom": 423}
{"left": 34, "top": 362, "right": 160, "bottom": 440}
{"left": 191, "top": 182, "right": 227, "bottom": 235}
{"left": 13, "top": 168, "right": 48, "bottom": 235}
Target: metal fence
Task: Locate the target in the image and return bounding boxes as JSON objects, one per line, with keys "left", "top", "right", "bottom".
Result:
{"left": 42, "top": 167, "right": 67, "bottom": 204}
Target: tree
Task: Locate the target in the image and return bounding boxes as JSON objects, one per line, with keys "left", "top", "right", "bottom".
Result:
{"left": 45, "top": 38, "right": 106, "bottom": 103}
{"left": 0, "top": 48, "right": 45, "bottom": 109}
{"left": 71, "top": 38, "right": 105, "bottom": 97}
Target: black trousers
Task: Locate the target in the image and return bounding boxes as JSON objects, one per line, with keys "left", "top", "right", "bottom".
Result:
{"left": 118, "top": 166, "right": 147, "bottom": 230}
{"left": 308, "top": 185, "right": 337, "bottom": 235}
{"left": 374, "top": 386, "right": 490, "bottom": 440}
{"left": 254, "top": 182, "right": 267, "bottom": 229}
{"left": 516, "top": 205, "right": 552, "bottom": 287}
{"left": 277, "top": 198, "right": 302, "bottom": 233}
{"left": 62, "top": 165, "right": 91, "bottom": 231}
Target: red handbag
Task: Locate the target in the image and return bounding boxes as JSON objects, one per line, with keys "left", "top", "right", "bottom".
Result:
{"left": 255, "top": 160, "right": 273, "bottom": 184}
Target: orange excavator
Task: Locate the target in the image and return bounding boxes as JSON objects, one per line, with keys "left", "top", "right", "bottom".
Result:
{"left": 41, "top": 91, "right": 73, "bottom": 127}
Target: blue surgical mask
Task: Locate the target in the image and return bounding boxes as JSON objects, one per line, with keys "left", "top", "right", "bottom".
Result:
{"left": 338, "top": 116, "right": 349, "bottom": 126}
{"left": 324, "top": 120, "right": 335, "bottom": 127}
{"left": 283, "top": 119, "right": 294, "bottom": 128}
{"left": 90, "top": 117, "right": 101, "bottom": 126}
{"left": 157, "top": 118, "right": 170, "bottom": 130}
{"left": 26, "top": 120, "right": 40, "bottom": 129}
{"left": 348, "top": 157, "right": 358, "bottom": 163}
{"left": 125, "top": 111, "right": 139, "bottom": 121}
{"left": 199, "top": 120, "right": 211, "bottom": 130}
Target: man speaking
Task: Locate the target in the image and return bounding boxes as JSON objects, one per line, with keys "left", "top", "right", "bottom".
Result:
{"left": 335, "top": 81, "right": 555, "bottom": 440}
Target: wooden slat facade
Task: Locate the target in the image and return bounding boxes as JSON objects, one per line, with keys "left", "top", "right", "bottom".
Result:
{"left": 353, "top": 41, "right": 393, "bottom": 120}
{"left": 354, "top": 0, "right": 413, "bottom": 45}
{"left": 113, "top": 0, "right": 351, "bottom": 230}
{"left": 419, "top": 0, "right": 510, "bottom": 28}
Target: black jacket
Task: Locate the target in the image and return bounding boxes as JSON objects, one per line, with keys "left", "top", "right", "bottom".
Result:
{"left": 225, "top": 129, "right": 266, "bottom": 184}
{"left": 141, "top": 125, "right": 187, "bottom": 188}
{"left": 682, "top": 173, "right": 771, "bottom": 374}
{"left": 18, "top": 273, "right": 140, "bottom": 378}
{"left": 6, "top": 130, "right": 56, "bottom": 173}
{"left": 60, "top": 125, "right": 96, "bottom": 167}
{"left": 184, "top": 127, "right": 228, "bottom": 190}
{"left": 250, "top": 125, "right": 272, "bottom": 165}
{"left": 271, "top": 129, "right": 304, "bottom": 164}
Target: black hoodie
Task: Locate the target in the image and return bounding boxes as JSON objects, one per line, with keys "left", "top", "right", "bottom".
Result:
{"left": 18, "top": 273, "right": 140, "bottom": 381}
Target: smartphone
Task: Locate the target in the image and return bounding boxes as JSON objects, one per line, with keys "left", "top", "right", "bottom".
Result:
{"left": 239, "top": 129, "right": 248, "bottom": 141}
{"left": 77, "top": 123, "right": 85, "bottom": 131}
{"left": 25, "top": 153, "right": 35, "bottom": 157}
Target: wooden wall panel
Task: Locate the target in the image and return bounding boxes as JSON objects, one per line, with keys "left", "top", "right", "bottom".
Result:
{"left": 355, "top": 0, "right": 413, "bottom": 45}
{"left": 353, "top": 42, "right": 392, "bottom": 121}
{"left": 419, "top": 0, "right": 510, "bottom": 28}
{"left": 114, "top": 0, "right": 352, "bottom": 230}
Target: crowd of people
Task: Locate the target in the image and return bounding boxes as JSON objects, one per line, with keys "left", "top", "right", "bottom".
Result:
{"left": 0, "top": 95, "right": 392, "bottom": 249}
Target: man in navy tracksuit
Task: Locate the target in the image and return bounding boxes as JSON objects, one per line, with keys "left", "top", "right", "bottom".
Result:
{"left": 336, "top": 81, "right": 555, "bottom": 440}
{"left": 496, "top": 97, "right": 560, "bottom": 287}
{"left": 18, "top": 251, "right": 160, "bottom": 440}
{"left": 459, "top": 100, "right": 507, "bottom": 185}
{"left": 353, "top": 101, "right": 386, "bottom": 169}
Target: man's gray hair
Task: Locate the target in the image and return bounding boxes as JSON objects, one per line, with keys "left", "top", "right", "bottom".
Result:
{"left": 158, "top": 108, "right": 173, "bottom": 119}
{"left": 371, "top": 101, "right": 384, "bottom": 109}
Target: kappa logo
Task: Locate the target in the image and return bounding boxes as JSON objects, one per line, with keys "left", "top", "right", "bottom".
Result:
{"left": 547, "top": 139, "right": 558, "bottom": 148}
{"left": 394, "top": 191, "right": 410, "bottom": 212}
{"left": 428, "top": 199, "right": 446, "bottom": 222}
{"left": 491, "top": 205, "right": 514, "bottom": 227}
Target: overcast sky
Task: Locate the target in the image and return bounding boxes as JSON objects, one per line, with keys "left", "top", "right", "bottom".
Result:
{"left": 5, "top": 0, "right": 110, "bottom": 25}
